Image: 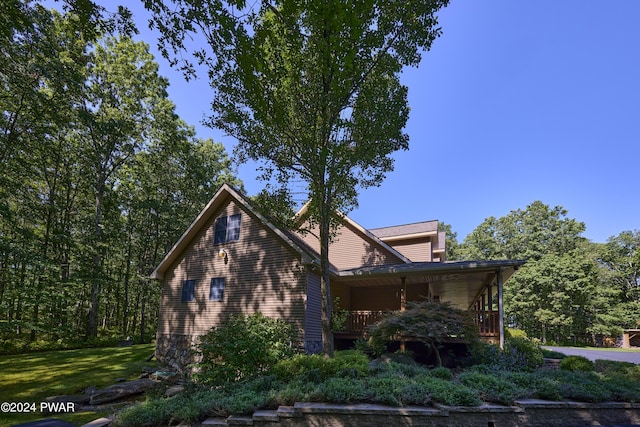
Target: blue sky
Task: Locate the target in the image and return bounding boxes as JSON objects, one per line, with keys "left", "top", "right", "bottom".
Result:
{"left": 116, "top": 1, "right": 639, "bottom": 243}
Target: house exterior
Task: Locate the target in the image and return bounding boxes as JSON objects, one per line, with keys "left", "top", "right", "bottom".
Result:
{"left": 151, "top": 184, "right": 524, "bottom": 369}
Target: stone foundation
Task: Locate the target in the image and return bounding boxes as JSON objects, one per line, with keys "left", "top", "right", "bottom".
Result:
{"left": 155, "top": 333, "right": 201, "bottom": 372}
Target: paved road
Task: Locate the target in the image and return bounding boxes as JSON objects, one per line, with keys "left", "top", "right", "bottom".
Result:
{"left": 543, "top": 346, "right": 640, "bottom": 364}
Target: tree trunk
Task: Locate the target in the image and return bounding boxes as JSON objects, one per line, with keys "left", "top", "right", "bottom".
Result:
{"left": 319, "top": 204, "right": 334, "bottom": 357}
{"left": 139, "top": 279, "right": 146, "bottom": 343}
{"left": 88, "top": 182, "right": 104, "bottom": 338}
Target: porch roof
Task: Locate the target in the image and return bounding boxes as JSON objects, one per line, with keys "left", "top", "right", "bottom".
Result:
{"left": 337, "top": 259, "right": 526, "bottom": 281}
{"left": 336, "top": 259, "right": 526, "bottom": 311}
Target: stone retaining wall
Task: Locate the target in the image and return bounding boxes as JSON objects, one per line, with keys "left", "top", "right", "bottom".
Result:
{"left": 182, "top": 401, "right": 640, "bottom": 427}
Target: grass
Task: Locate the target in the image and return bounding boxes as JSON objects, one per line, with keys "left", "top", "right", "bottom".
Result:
{"left": 0, "top": 344, "right": 156, "bottom": 427}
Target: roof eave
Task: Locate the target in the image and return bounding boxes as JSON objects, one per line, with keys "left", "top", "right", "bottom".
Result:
{"left": 336, "top": 259, "right": 527, "bottom": 281}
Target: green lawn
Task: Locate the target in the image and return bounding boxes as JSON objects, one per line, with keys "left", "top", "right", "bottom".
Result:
{"left": 0, "top": 344, "right": 156, "bottom": 427}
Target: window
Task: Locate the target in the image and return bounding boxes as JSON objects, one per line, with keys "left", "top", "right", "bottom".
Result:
{"left": 209, "top": 277, "right": 225, "bottom": 301}
{"left": 214, "top": 214, "right": 241, "bottom": 244}
{"left": 181, "top": 279, "right": 195, "bottom": 302}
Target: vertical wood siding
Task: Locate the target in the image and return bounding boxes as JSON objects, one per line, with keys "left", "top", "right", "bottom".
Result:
{"left": 157, "top": 196, "right": 307, "bottom": 339}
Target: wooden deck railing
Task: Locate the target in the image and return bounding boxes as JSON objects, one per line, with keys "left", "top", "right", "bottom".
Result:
{"left": 337, "top": 310, "right": 389, "bottom": 335}
{"left": 336, "top": 309, "right": 500, "bottom": 337}
{"left": 469, "top": 309, "right": 499, "bottom": 336}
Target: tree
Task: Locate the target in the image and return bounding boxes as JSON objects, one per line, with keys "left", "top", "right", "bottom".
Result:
{"left": 146, "top": 0, "right": 450, "bottom": 356}
{"left": 438, "top": 221, "right": 459, "bottom": 260}
{"left": 457, "top": 201, "right": 597, "bottom": 342}
{"left": 367, "top": 300, "right": 479, "bottom": 367}
{"left": 457, "top": 201, "right": 586, "bottom": 261}
{"left": 595, "top": 231, "right": 640, "bottom": 329}
{"left": 0, "top": 4, "right": 243, "bottom": 346}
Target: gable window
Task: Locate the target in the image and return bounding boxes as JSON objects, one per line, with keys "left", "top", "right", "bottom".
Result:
{"left": 209, "top": 277, "right": 225, "bottom": 301}
{"left": 214, "top": 214, "right": 241, "bottom": 244}
{"left": 181, "top": 279, "right": 196, "bottom": 302}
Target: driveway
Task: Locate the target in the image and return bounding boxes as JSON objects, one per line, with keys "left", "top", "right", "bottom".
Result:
{"left": 543, "top": 346, "right": 640, "bottom": 364}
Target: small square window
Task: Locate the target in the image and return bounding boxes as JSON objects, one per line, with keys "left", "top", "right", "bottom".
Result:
{"left": 181, "top": 279, "right": 195, "bottom": 302}
{"left": 210, "top": 277, "right": 225, "bottom": 301}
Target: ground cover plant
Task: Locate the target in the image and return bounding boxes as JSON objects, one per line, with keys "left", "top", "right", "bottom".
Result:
{"left": 0, "top": 343, "right": 156, "bottom": 427}
{"left": 113, "top": 345, "right": 640, "bottom": 427}
{"left": 112, "top": 318, "right": 640, "bottom": 426}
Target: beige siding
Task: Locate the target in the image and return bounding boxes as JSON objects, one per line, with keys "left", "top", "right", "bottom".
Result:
{"left": 157, "top": 196, "right": 307, "bottom": 339}
{"left": 297, "top": 220, "right": 403, "bottom": 270}
{"left": 386, "top": 237, "right": 433, "bottom": 262}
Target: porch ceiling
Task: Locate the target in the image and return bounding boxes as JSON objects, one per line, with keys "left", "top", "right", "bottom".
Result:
{"left": 335, "top": 260, "right": 525, "bottom": 308}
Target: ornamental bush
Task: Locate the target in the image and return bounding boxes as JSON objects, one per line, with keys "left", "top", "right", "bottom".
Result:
{"left": 194, "top": 312, "right": 296, "bottom": 384}
{"left": 559, "top": 355, "right": 595, "bottom": 372}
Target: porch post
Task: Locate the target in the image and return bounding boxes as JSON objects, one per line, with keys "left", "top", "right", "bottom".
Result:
{"left": 498, "top": 268, "right": 505, "bottom": 349}
{"left": 400, "top": 277, "right": 407, "bottom": 311}
{"left": 400, "top": 277, "right": 406, "bottom": 351}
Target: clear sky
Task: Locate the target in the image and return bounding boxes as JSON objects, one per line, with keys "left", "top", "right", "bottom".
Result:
{"left": 109, "top": 1, "right": 640, "bottom": 243}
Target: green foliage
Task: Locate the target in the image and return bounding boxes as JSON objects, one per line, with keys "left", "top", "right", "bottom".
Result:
{"left": 429, "top": 366, "right": 454, "bottom": 381}
{"left": 271, "top": 350, "right": 369, "bottom": 382}
{"left": 457, "top": 201, "right": 640, "bottom": 344}
{"left": 472, "top": 335, "right": 543, "bottom": 372}
{"left": 594, "top": 359, "right": 640, "bottom": 380}
{"left": 114, "top": 348, "right": 640, "bottom": 426}
{"left": 195, "top": 313, "right": 296, "bottom": 384}
{"left": 146, "top": 0, "right": 449, "bottom": 357}
{"left": 331, "top": 297, "right": 349, "bottom": 332}
{"left": 541, "top": 348, "right": 567, "bottom": 359}
{"left": 368, "top": 301, "right": 479, "bottom": 366}
{"left": 0, "top": 3, "right": 242, "bottom": 346}
{"left": 419, "top": 376, "right": 482, "bottom": 407}
{"left": 319, "top": 377, "right": 369, "bottom": 403}
{"left": 458, "top": 371, "right": 527, "bottom": 405}
{"left": 559, "top": 356, "right": 595, "bottom": 372}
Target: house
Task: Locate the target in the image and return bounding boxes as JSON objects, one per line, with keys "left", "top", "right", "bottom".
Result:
{"left": 151, "top": 184, "right": 524, "bottom": 369}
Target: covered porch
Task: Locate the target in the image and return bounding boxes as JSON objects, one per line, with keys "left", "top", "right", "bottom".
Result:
{"left": 332, "top": 260, "right": 525, "bottom": 347}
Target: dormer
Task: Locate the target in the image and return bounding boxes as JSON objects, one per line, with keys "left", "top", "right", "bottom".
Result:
{"left": 370, "top": 220, "right": 446, "bottom": 263}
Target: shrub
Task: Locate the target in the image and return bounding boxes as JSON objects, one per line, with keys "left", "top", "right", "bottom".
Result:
{"left": 541, "top": 348, "right": 566, "bottom": 359}
{"left": 458, "top": 371, "right": 526, "bottom": 405}
{"left": 195, "top": 312, "right": 296, "bottom": 384}
{"left": 559, "top": 355, "right": 594, "bottom": 372}
{"left": 428, "top": 366, "right": 453, "bottom": 381}
{"left": 366, "top": 376, "right": 405, "bottom": 406}
{"left": 594, "top": 359, "right": 640, "bottom": 379}
{"left": 398, "top": 383, "right": 432, "bottom": 406}
{"left": 473, "top": 336, "right": 543, "bottom": 372}
{"left": 419, "top": 376, "right": 481, "bottom": 406}
{"left": 503, "top": 336, "right": 543, "bottom": 371}
{"left": 367, "top": 301, "right": 480, "bottom": 367}
{"left": 543, "top": 370, "right": 612, "bottom": 402}
{"left": 271, "top": 350, "right": 369, "bottom": 382}
{"left": 319, "top": 377, "right": 369, "bottom": 403}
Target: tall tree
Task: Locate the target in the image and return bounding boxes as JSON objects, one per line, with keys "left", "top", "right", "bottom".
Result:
{"left": 146, "top": 0, "right": 449, "bottom": 356}
{"left": 1, "top": 4, "right": 244, "bottom": 345}
{"left": 73, "top": 36, "right": 174, "bottom": 337}
{"left": 596, "top": 231, "right": 640, "bottom": 328}
{"left": 457, "top": 201, "right": 594, "bottom": 342}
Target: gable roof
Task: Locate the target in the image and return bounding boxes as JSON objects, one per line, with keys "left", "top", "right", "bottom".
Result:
{"left": 293, "top": 202, "right": 412, "bottom": 265}
{"left": 370, "top": 220, "right": 439, "bottom": 240}
{"left": 150, "top": 183, "right": 317, "bottom": 280}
